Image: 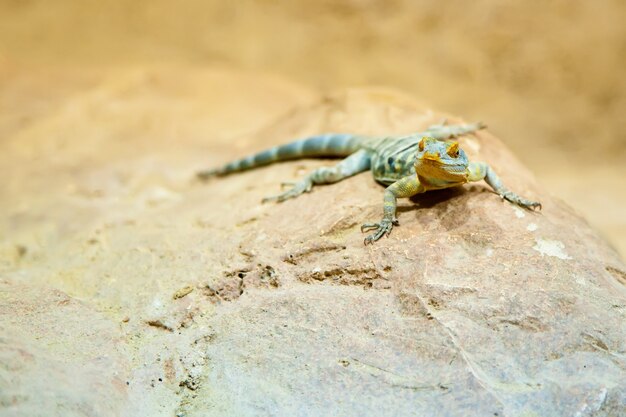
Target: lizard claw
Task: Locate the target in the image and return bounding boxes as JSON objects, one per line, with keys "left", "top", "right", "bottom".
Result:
{"left": 361, "top": 218, "right": 398, "bottom": 244}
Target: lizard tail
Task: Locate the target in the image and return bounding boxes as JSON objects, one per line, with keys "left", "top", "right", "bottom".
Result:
{"left": 197, "top": 133, "right": 366, "bottom": 179}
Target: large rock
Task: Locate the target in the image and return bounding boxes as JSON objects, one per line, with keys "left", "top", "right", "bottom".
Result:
{"left": 0, "top": 69, "right": 624, "bottom": 416}
{"left": 188, "top": 88, "right": 626, "bottom": 417}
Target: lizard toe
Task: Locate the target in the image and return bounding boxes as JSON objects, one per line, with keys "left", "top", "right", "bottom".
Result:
{"left": 361, "top": 223, "right": 379, "bottom": 232}
{"left": 262, "top": 179, "right": 313, "bottom": 203}
{"left": 362, "top": 219, "right": 395, "bottom": 244}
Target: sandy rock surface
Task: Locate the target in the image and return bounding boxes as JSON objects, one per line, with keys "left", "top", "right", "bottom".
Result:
{"left": 1, "top": 69, "right": 625, "bottom": 417}
{"left": 0, "top": 280, "right": 128, "bottom": 417}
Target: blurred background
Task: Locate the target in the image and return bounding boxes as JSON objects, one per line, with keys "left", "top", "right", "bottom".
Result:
{"left": 1, "top": 0, "right": 624, "bottom": 256}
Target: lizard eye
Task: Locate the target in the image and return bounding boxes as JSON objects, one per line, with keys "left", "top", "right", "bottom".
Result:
{"left": 447, "top": 142, "right": 459, "bottom": 158}
{"left": 418, "top": 138, "right": 425, "bottom": 152}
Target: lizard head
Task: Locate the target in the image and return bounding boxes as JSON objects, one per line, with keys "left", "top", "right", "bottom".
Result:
{"left": 414, "top": 137, "right": 468, "bottom": 181}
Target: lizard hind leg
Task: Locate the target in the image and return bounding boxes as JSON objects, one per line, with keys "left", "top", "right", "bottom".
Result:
{"left": 425, "top": 121, "right": 487, "bottom": 140}
{"left": 262, "top": 149, "right": 371, "bottom": 203}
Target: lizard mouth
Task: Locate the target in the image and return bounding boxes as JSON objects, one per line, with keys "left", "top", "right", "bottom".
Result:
{"left": 417, "top": 158, "right": 466, "bottom": 171}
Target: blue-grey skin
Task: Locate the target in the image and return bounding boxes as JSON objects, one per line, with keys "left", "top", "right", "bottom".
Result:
{"left": 198, "top": 122, "right": 541, "bottom": 244}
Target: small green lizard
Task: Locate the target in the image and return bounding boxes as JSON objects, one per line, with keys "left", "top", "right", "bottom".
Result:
{"left": 198, "top": 121, "right": 541, "bottom": 244}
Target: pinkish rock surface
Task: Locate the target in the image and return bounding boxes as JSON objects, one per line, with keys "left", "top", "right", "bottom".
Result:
{"left": 0, "top": 69, "right": 624, "bottom": 416}
{"left": 0, "top": 280, "right": 129, "bottom": 417}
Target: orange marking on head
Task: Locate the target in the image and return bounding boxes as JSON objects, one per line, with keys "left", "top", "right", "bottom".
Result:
{"left": 418, "top": 138, "right": 425, "bottom": 151}
{"left": 447, "top": 142, "right": 459, "bottom": 158}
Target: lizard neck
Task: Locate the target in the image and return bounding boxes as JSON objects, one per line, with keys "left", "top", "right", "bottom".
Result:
{"left": 417, "top": 173, "right": 467, "bottom": 190}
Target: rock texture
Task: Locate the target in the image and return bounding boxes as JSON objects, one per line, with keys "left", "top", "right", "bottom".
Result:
{"left": 1, "top": 69, "right": 625, "bottom": 416}
{"left": 0, "top": 280, "right": 128, "bottom": 417}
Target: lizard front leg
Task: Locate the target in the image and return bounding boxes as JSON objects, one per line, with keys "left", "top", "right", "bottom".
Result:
{"left": 263, "top": 149, "right": 371, "bottom": 202}
{"left": 362, "top": 175, "right": 424, "bottom": 244}
{"left": 467, "top": 162, "right": 541, "bottom": 210}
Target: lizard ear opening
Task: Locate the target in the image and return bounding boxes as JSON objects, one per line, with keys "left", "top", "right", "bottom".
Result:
{"left": 447, "top": 142, "right": 459, "bottom": 158}
{"left": 418, "top": 138, "right": 425, "bottom": 152}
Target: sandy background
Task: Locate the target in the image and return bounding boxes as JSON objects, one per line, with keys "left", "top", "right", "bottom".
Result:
{"left": 0, "top": 0, "right": 624, "bottom": 256}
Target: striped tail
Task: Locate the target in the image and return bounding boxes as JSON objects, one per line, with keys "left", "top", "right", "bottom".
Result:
{"left": 197, "top": 133, "right": 366, "bottom": 179}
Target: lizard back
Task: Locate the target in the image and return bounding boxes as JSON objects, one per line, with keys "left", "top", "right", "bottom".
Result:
{"left": 366, "top": 135, "right": 421, "bottom": 185}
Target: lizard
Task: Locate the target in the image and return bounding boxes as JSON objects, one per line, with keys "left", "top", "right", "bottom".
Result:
{"left": 197, "top": 121, "right": 541, "bottom": 244}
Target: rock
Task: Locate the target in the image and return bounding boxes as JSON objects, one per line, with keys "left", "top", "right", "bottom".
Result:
{"left": 189, "top": 88, "right": 626, "bottom": 417}
{"left": 0, "top": 69, "right": 624, "bottom": 416}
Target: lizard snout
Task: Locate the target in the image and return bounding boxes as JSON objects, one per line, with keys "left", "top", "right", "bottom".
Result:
{"left": 421, "top": 152, "right": 442, "bottom": 162}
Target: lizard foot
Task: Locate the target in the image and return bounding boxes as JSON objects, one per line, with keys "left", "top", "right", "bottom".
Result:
{"left": 361, "top": 218, "right": 399, "bottom": 245}
{"left": 501, "top": 192, "right": 542, "bottom": 211}
{"left": 262, "top": 178, "right": 313, "bottom": 203}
